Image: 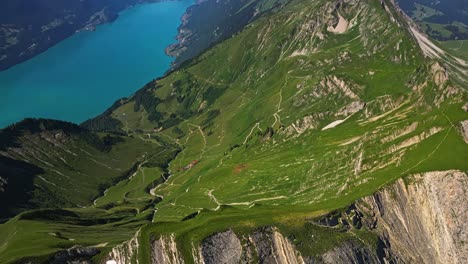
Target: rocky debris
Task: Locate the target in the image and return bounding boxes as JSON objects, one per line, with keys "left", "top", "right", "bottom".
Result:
{"left": 462, "top": 103, "right": 468, "bottom": 112}
{"left": 363, "top": 95, "right": 406, "bottom": 120}
{"left": 319, "top": 101, "right": 365, "bottom": 131}
{"left": 311, "top": 170, "right": 468, "bottom": 264}
{"left": 358, "top": 170, "right": 468, "bottom": 264}
{"left": 431, "top": 63, "right": 449, "bottom": 87}
{"left": 327, "top": 14, "right": 349, "bottom": 34}
{"left": 151, "top": 234, "right": 184, "bottom": 264}
{"left": 250, "top": 227, "right": 305, "bottom": 264}
{"left": 459, "top": 120, "right": 468, "bottom": 144}
{"left": 201, "top": 230, "right": 242, "bottom": 264}
{"left": 262, "top": 127, "right": 275, "bottom": 141}
{"left": 429, "top": 63, "right": 463, "bottom": 107}
{"left": 335, "top": 101, "right": 365, "bottom": 117}
{"left": 323, "top": 76, "right": 360, "bottom": 100}
{"left": 310, "top": 240, "right": 381, "bottom": 264}
{"left": 408, "top": 24, "right": 446, "bottom": 60}
{"left": 282, "top": 113, "right": 325, "bottom": 136}
{"left": 433, "top": 85, "right": 462, "bottom": 107}
{"left": 49, "top": 246, "right": 99, "bottom": 264}
{"left": 314, "top": 204, "right": 364, "bottom": 230}
{"left": 294, "top": 76, "right": 362, "bottom": 108}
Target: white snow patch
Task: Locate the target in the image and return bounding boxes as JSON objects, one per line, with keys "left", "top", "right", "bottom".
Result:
{"left": 322, "top": 119, "right": 346, "bottom": 130}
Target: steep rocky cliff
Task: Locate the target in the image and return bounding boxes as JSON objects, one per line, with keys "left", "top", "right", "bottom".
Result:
{"left": 357, "top": 170, "right": 468, "bottom": 264}
{"left": 152, "top": 234, "right": 184, "bottom": 264}
{"left": 106, "top": 170, "right": 466, "bottom": 264}
{"left": 312, "top": 170, "right": 468, "bottom": 264}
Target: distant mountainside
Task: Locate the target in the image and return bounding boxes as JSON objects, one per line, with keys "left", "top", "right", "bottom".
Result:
{"left": 0, "top": 0, "right": 158, "bottom": 71}
{"left": 0, "top": 0, "right": 467, "bottom": 263}
{"left": 166, "top": 0, "right": 290, "bottom": 67}
{"left": 396, "top": 0, "right": 468, "bottom": 41}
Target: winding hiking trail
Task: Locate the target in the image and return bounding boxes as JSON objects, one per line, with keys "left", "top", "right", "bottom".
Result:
{"left": 243, "top": 122, "right": 262, "bottom": 144}
{"left": 207, "top": 189, "right": 221, "bottom": 211}
{"left": 148, "top": 123, "right": 209, "bottom": 218}
{"left": 272, "top": 82, "right": 284, "bottom": 127}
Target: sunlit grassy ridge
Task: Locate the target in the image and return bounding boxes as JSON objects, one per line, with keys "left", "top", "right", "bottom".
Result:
{"left": 1, "top": 0, "right": 467, "bottom": 262}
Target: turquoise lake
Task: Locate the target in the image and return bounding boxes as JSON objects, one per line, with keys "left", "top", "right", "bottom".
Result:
{"left": 0, "top": 0, "right": 192, "bottom": 128}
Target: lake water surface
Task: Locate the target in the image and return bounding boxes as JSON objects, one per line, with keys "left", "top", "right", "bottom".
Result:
{"left": 0, "top": 0, "right": 192, "bottom": 128}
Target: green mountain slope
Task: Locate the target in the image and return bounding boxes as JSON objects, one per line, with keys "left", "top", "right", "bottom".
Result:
{"left": 0, "top": 119, "right": 178, "bottom": 220}
{"left": 1, "top": 0, "right": 467, "bottom": 263}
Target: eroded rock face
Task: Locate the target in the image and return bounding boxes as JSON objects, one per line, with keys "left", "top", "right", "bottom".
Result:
{"left": 431, "top": 63, "right": 449, "bottom": 87}
{"left": 251, "top": 227, "right": 305, "bottom": 264}
{"left": 460, "top": 120, "right": 468, "bottom": 144}
{"left": 146, "top": 171, "right": 467, "bottom": 264}
{"left": 107, "top": 230, "right": 141, "bottom": 264}
{"left": 335, "top": 101, "right": 365, "bottom": 117}
{"left": 201, "top": 229, "right": 242, "bottom": 264}
{"left": 358, "top": 170, "right": 468, "bottom": 264}
{"left": 50, "top": 246, "right": 99, "bottom": 264}
{"left": 312, "top": 240, "right": 381, "bottom": 264}
{"left": 152, "top": 234, "right": 184, "bottom": 264}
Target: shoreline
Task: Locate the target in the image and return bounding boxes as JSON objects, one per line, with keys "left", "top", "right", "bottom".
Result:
{"left": 0, "top": 0, "right": 175, "bottom": 72}
{"left": 0, "top": 0, "right": 193, "bottom": 130}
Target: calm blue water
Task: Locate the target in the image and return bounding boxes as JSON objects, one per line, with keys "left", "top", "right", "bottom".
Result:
{"left": 0, "top": 0, "right": 192, "bottom": 128}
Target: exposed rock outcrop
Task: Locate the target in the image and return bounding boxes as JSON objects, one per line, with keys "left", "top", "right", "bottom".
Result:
{"left": 308, "top": 240, "right": 381, "bottom": 264}
{"left": 50, "top": 246, "right": 99, "bottom": 264}
{"left": 282, "top": 113, "right": 325, "bottom": 136}
{"left": 146, "top": 170, "right": 467, "bottom": 264}
{"left": 151, "top": 234, "right": 184, "bottom": 264}
{"left": 335, "top": 101, "right": 365, "bottom": 117}
{"left": 358, "top": 170, "right": 468, "bottom": 264}
{"left": 459, "top": 120, "right": 468, "bottom": 144}
{"left": 201, "top": 229, "right": 242, "bottom": 264}
{"left": 107, "top": 229, "right": 141, "bottom": 264}
{"left": 251, "top": 227, "right": 305, "bottom": 264}
{"left": 431, "top": 63, "right": 449, "bottom": 87}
